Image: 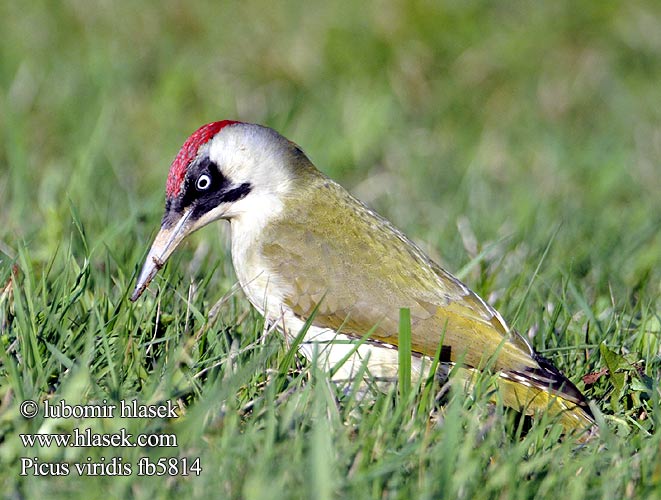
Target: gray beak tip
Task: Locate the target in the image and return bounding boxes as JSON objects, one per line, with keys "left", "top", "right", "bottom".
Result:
{"left": 130, "top": 255, "right": 165, "bottom": 302}
{"left": 129, "top": 286, "right": 145, "bottom": 302}
{"left": 130, "top": 210, "right": 192, "bottom": 303}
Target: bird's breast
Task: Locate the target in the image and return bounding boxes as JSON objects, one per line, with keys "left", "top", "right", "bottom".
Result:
{"left": 229, "top": 230, "right": 441, "bottom": 384}
{"left": 230, "top": 228, "right": 285, "bottom": 321}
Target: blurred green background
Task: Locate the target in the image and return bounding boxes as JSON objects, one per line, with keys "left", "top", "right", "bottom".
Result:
{"left": 2, "top": 0, "right": 659, "bottom": 280}
{"left": 1, "top": 1, "right": 660, "bottom": 498}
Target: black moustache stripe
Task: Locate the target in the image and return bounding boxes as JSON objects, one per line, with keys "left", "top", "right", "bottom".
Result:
{"left": 220, "top": 182, "right": 252, "bottom": 204}
{"left": 190, "top": 182, "right": 253, "bottom": 221}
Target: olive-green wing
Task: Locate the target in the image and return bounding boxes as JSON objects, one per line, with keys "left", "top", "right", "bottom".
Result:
{"left": 260, "top": 228, "right": 592, "bottom": 429}
{"left": 260, "top": 232, "right": 534, "bottom": 374}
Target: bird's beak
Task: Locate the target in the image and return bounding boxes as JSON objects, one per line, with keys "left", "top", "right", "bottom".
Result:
{"left": 130, "top": 209, "right": 193, "bottom": 301}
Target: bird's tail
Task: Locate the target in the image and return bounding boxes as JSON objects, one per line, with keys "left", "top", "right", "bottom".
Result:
{"left": 496, "top": 374, "right": 595, "bottom": 432}
{"left": 455, "top": 355, "right": 595, "bottom": 434}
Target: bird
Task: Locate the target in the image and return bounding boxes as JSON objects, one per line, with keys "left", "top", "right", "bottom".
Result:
{"left": 130, "top": 120, "right": 595, "bottom": 433}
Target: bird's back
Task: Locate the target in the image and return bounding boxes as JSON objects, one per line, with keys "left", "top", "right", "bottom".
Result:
{"left": 242, "top": 153, "right": 594, "bottom": 431}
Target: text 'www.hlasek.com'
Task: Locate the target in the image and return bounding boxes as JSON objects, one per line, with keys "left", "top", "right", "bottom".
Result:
{"left": 18, "top": 399, "right": 202, "bottom": 477}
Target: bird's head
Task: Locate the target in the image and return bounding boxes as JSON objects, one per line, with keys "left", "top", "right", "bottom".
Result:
{"left": 130, "top": 120, "right": 306, "bottom": 301}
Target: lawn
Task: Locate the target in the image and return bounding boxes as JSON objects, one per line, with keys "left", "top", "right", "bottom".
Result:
{"left": 1, "top": 1, "right": 660, "bottom": 498}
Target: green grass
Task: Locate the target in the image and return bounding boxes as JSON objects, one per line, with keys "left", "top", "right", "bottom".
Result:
{"left": 1, "top": 1, "right": 660, "bottom": 498}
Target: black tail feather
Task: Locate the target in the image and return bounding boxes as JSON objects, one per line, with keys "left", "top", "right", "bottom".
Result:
{"left": 509, "top": 352, "right": 593, "bottom": 418}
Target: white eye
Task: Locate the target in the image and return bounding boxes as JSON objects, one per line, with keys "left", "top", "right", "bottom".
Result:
{"left": 196, "top": 174, "right": 211, "bottom": 191}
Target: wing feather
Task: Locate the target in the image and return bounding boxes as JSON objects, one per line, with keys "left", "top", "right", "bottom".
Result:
{"left": 257, "top": 177, "right": 592, "bottom": 428}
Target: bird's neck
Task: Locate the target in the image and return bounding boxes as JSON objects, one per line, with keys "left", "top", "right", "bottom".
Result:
{"left": 227, "top": 171, "right": 329, "bottom": 320}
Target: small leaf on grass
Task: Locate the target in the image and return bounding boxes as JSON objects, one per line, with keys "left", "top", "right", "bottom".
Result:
{"left": 583, "top": 368, "right": 609, "bottom": 385}
{"left": 600, "top": 342, "right": 630, "bottom": 412}
{"left": 630, "top": 373, "right": 653, "bottom": 395}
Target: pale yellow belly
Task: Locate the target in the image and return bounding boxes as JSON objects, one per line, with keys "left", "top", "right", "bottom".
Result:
{"left": 280, "top": 315, "right": 446, "bottom": 387}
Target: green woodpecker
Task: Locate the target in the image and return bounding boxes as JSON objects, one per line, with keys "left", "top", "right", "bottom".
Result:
{"left": 131, "top": 121, "right": 594, "bottom": 432}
